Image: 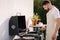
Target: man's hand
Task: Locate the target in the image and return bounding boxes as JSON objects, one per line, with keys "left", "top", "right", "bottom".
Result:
{"left": 40, "top": 26, "right": 46, "bottom": 30}
{"left": 52, "top": 33, "right": 57, "bottom": 40}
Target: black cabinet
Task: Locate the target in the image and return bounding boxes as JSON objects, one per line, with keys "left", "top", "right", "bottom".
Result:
{"left": 9, "top": 16, "right": 26, "bottom": 35}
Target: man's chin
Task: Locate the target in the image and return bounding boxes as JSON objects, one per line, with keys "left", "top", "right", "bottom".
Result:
{"left": 46, "top": 10, "right": 48, "bottom": 11}
{"left": 45, "top": 9, "right": 49, "bottom": 11}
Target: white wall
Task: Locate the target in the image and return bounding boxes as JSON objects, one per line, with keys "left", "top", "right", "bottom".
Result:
{"left": 0, "top": 0, "right": 33, "bottom": 40}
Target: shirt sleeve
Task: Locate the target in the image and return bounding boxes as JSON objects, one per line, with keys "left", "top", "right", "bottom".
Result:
{"left": 53, "top": 9, "right": 60, "bottom": 19}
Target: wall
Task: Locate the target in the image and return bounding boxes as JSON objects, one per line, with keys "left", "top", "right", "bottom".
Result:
{"left": 0, "top": 0, "right": 33, "bottom": 40}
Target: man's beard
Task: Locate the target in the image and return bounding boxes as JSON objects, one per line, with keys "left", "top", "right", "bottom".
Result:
{"left": 45, "top": 8, "right": 49, "bottom": 12}
{"left": 47, "top": 8, "right": 50, "bottom": 11}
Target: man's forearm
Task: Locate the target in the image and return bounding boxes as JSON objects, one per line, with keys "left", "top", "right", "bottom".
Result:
{"left": 52, "top": 23, "right": 60, "bottom": 40}
{"left": 54, "top": 24, "right": 59, "bottom": 35}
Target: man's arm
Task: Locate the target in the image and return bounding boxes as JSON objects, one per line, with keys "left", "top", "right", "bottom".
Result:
{"left": 52, "top": 18, "right": 60, "bottom": 40}
{"left": 54, "top": 18, "right": 60, "bottom": 35}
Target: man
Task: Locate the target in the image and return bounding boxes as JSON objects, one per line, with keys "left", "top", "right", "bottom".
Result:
{"left": 42, "top": 1, "right": 60, "bottom": 40}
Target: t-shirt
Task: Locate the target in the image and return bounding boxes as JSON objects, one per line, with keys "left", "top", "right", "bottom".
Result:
{"left": 46, "top": 6, "right": 60, "bottom": 40}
